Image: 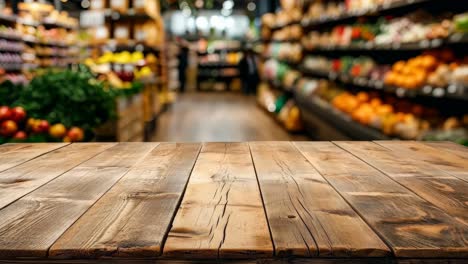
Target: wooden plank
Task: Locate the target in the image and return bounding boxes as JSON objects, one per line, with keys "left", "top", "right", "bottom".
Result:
{"left": 425, "top": 142, "right": 468, "bottom": 159}
{"left": 0, "top": 143, "right": 68, "bottom": 172}
{"left": 50, "top": 143, "right": 202, "bottom": 258}
{"left": 163, "top": 143, "right": 273, "bottom": 259}
{"left": 0, "top": 144, "right": 31, "bottom": 154}
{"left": 295, "top": 142, "right": 468, "bottom": 258}
{"left": 376, "top": 141, "right": 468, "bottom": 183}
{"left": 0, "top": 143, "right": 114, "bottom": 210}
{"left": 249, "top": 142, "right": 389, "bottom": 257}
{"left": 0, "top": 143, "right": 158, "bottom": 258}
{"left": 335, "top": 142, "right": 468, "bottom": 225}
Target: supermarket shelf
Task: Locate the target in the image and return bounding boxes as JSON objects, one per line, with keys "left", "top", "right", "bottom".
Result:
{"left": 0, "top": 65, "right": 23, "bottom": 72}
{"left": 90, "top": 42, "right": 161, "bottom": 53}
{"left": 301, "top": 0, "right": 433, "bottom": 28}
{"left": 105, "top": 9, "right": 153, "bottom": 21}
{"left": 270, "top": 20, "right": 300, "bottom": 31}
{"left": 23, "top": 36, "right": 70, "bottom": 47}
{"left": 0, "top": 33, "right": 23, "bottom": 41}
{"left": 265, "top": 79, "right": 295, "bottom": 93}
{"left": 198, "top": 63, "right": 239, "bottom": 68}
{"left": 295, "top": 94, "right": 391, "bottom": 140}
{"left": 0, "top": 47, "right": 24, "bottom": 53}
{"left": 305, "top": 33, "right": 468, "bottom": 52}
{"left": 42, "top": 21, "right": 78, "bottom": 30}
{"left": 0, "top": 13, "right": 17, "bottom": 23}
{"left": 299, "top": 67, "right": 468, "bottom": 101}
{"left": 269, "top": 39, "right": 301, "bottom": 44}
{"left": 197, "top": 48, "right": 242, "bottom": 55}
{"left": 198, "top": 74, "right": 240, "bottom": 79}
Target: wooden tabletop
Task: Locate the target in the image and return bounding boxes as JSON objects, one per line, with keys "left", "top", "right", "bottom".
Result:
{"left": 0, "top": 141, "right": 467, "bottom": 263}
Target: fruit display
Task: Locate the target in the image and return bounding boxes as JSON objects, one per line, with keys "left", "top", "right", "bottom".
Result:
{"left": 262, "top": 59, "right": 297, "bottom": 85}
{"left": 0, "top": 105, "right": 84, "bottom": 143}
{"left": 263, "top": 43, "right": 302, "bottom": 63}
{"left": 296, "top": 78, "right": 468, "bottom": 140}
{"left": 303, "top": 51, "right": 468, "bottom": 90}
{"left": 257, "top": 82, "right": 303, "bottom": 132}
{"left": 199, "top": 52, "right": 242, "bottom": 66}
{"left": 302, "top": 10, "right": 468, "bottom": 50}
{"left": 85, "top": 51, "right": 157, "bottom": 89}
{"left": 0, "top": 52, "right": 22, "bottom": 71}
{"left": 385, "top": 50, "right": 468, "bottom": 89}
{"left": 0, "top": 66, "right": 116, "bottom": 138}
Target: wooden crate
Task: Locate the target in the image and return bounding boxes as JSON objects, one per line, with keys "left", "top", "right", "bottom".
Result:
{"left": 95, "top": 93, "right": 144, "bottom": 142}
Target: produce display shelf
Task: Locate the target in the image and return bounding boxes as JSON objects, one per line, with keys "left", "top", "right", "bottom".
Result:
{"left": 198, "top": 63, "right": 239, "bottom": 68}
{"left": 0, "top": 47, "right": 24, "bottom": 53}
{"left": 197, "top": 48, "right": 242, "bottom": 55}
{"left": 99, "top": 43, "right": 161, "bottom": 53}
{"left": 269, "top": 39, "right": 301, "bottom": 44}
{"left": 265, "top": 79, "right": 295, "bottom": 93}
{"left": 105, "top": 9, "right": 153, "bottom": 21}
{"left": 197, "top": 74, "right": 240, "bottom": 79}
{"left": 0, "top": 65, "right": 23, "bottom": 71}
{"left": 298, "top": 66, "right": 468, "bottom": 101}
{"left": 0, "top": 33, "right": 22, "bottom": 41}
{"left": 0, "top": 13, "right": 17, "bottom": 23}
{"left": 301, "top": 0, "right": 432, "bottom": 28}
{"left": 42, "top": 21, "right": 78, "bottom": 30}
{"left": 23, "top": 37, "right": 70, "bottom": 47}
{"left": 295, "top": 93, "right": 391, "bottom": 140}
{"left": 305, "top": 33, "right": 468, "bottom": 52}
{"left": 270, "top": 20, "right": 301, "bottom": 31}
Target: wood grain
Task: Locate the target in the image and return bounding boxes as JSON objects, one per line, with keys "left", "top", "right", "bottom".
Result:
{"left": 249, "top": 142, "right": 389, "bottom": 257}
{"left": 425, "top": 142, "right": 468, "bottom": 159}
{"left": 336, "top": 142, "right": 468, "bottom": 226}
{"left": 50, "top": 143, "right": 201, "bottom": 258}
{"left": 376, "top": 141, "right": 468, "bottom": 183}
{"left": 163, "top": 143, "right": 273, "bottom": 259}
{"left": 0, "top": 143, "right": 157, "bottom": 258}
{"left": 295, "top": 142, "right": 468, "bottom": 258}
{"left": 0, "top": 143, "right": 114, "bottom": 210}
{"left": 0, "top": 143, "right": 68, "bottom": 172}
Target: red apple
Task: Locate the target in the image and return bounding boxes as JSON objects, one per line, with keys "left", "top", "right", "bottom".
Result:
{"left": 37, "top": 120, "right": 50, "bottom": 133}
{"left": 0, "top": 120, "right": 18, "bottom": 137}
{"left": 67, "top": 127, "right": 84, "bottom": 142}
{"left": 0, "top": 106, "right": 12, "bottom": 121}
{"left": 13, "top": 131, "right": 27, "bottom": 140}
{"left": 10, "top": 107, "right": 27, "bottom": 123}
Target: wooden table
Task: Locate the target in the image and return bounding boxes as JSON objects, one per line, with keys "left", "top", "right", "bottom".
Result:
{"left": 0, "top": 142, "right": 467, "bottom": 263}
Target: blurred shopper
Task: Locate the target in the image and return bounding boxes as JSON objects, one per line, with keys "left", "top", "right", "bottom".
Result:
{"left": 239, "top": 48, "right": 259, "bottom": 95}
{"left": 177, "top": 38, "right": 189, "bottom": 93}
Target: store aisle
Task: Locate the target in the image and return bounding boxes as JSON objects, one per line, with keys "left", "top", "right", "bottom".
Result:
{"left": 152, "top": 93, "right": 308, "bottom": 142}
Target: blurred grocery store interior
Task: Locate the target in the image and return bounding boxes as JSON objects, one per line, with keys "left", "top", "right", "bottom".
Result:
{"left": 0, "top": 0, "right": 467, "bottom": 144}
